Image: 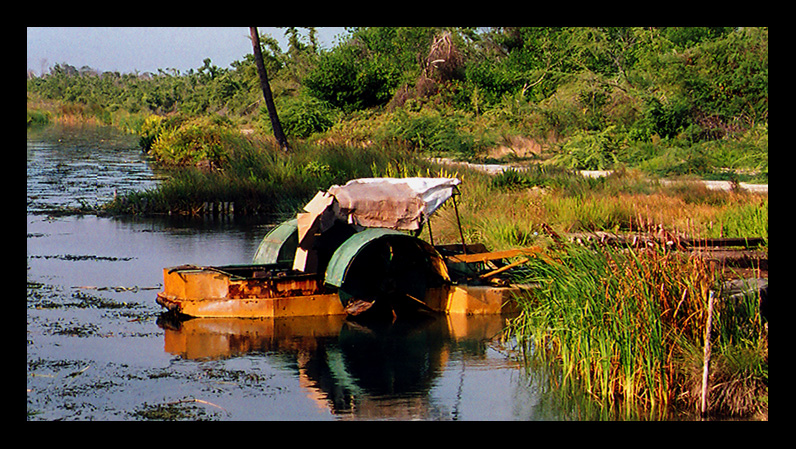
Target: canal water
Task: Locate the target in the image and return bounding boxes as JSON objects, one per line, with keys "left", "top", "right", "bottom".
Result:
{"left": 27, "top": 123, "right": 571, "bottom": 421}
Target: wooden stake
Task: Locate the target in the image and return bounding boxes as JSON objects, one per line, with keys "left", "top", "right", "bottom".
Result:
{"left": 701, "top": 290, "right": 715, "bottom": 417}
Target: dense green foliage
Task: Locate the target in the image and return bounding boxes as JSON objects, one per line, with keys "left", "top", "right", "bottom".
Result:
{"left": 27, "top": 26, "right": 769, "bottom": 217}
{"left": 28, "top": 27, "right": 767, "bottom": 179}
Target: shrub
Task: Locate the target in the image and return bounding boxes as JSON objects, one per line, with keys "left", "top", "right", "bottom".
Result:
{"left": 260, "top": 96, "right": 336, "bottom": 138}
{"left": 304, "top": 45, "right": 400, "bottom": 111}
{"left": 27, "top": 109, "right": 51, "bottom": 127}
{"left": 377, "top": 108, "right": 496, "bottom": 157}
{"left": 550, "top": 126, "right": 623, "bottom": 170}
{"left": 149, "top": 115, "right": 244, "bottom": 166}
{"left": 642, "top": 97, "right": 693, "bottom": 140}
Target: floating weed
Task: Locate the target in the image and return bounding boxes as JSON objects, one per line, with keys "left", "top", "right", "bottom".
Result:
{"left": 70, "top": 290, "right": 136, "bottom": 310}
{"left": 28, "top": 254, "right": 134, "bottom": 262}
{"left": 52, "top": 322, "right": 100, "bottom": 338}
{"left": 27, "top": 282, "right": 65, "bottom": 309}
{"left": 131, "top": 400, "right": 219, "bottom": 421}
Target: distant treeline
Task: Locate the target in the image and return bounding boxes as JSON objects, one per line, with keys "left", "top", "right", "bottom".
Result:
{"left": 27, "top": 27, "right": 768, "bottom": 178}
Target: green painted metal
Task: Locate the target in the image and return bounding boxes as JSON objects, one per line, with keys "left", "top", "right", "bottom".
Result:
{"left": 252, "top": 219, "right": 298, "bottom": 266}
{"left": 324, "top": 228, "right": 448, "bottom": 288}
{"left": 324, "top": 228, "right": 401, "bottom": 287}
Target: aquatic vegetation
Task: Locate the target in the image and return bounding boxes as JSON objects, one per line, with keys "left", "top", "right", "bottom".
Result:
{"left": 507, "top": 242, "right": 767, "bottom": 418}
{"left": 27, "top": 109, "right": 51, "bottom": 127}
{"left": 106, "top": 130, "right": 423, "bottom": 217}
{"left": 131, "top": 400, "right": 220, "bottom": 421}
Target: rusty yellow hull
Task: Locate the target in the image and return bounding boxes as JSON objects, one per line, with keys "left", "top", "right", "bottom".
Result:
{"left": 426, "top": 284, "right": 526, "bottom": 315}
{"left": 156, "top": 265, "right": 346, "bottom": 318}
{"left": 156, "top": 291, "right": 345, "bottom": 318}
{"left": 156, "top": 265, "right": 527, "bottom": 319}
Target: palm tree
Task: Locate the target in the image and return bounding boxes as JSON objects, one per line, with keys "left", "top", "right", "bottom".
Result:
{"left": 249, "top": 27, "right": 289, "bottom": 151}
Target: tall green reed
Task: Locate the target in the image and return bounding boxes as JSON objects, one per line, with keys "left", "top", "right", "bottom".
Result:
{"left": 509, "top": 243, "right": 717, "bottom": 415}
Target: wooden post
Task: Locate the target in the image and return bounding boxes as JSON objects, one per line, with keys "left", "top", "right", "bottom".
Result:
{"left": 701, "top": 290, "right": 715, "bottom": 417}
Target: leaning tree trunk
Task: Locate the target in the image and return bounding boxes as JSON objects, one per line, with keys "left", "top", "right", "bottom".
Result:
{"left": 249, "top": 27, "right": 289, "bottom": 151}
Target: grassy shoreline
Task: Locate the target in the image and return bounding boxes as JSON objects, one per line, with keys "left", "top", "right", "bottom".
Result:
{"left": 28, "top": 108, "right": 768, "bottom": 420}
{"left": 506, "top": 242, "right": 767, "bottom": 419}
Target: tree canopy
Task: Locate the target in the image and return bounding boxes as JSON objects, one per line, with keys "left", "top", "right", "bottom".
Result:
{"left": 27, "top": 27, "right": 768, "bottom": 174}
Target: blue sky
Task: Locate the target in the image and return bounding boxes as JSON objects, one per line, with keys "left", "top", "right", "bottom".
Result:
{"left": 27, "top": 27, "right": 348, "bottom": 76}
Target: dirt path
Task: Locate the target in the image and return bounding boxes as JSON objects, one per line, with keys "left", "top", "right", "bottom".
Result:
{"left": 430, "top": 158, "right": 768, "bottom": 194}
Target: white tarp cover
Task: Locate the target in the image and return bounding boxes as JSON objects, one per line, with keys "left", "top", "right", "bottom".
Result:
{"left": 328, "top": 177, "right": 460, "bottom": 231}
{"left": 292, "top": 177, "right": 460, "bottom": 271}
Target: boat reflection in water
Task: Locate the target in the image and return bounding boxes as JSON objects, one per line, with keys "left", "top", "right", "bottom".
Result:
{"left": 157, "top": 312, "right": 517, "bottom": 419}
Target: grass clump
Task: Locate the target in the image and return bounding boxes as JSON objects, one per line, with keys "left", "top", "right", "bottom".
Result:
{"left": 507, "top": 243, "right": 767, "bottom": 419}
{"left": 106, "top": 127, "right": 419, "bottom": 217}
{"left": 375, "top": 107, "right": 499, "bottom": 158}
{"left": 27, "top": 109, "right": 51, "bottom": 127}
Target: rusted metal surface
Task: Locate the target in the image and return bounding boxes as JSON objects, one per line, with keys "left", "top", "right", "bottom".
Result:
{"left": 424, "top": 284, "right": 528, "bottom": 315}
{"left": 444, "top": 247, "right": 542, "bottom": 264}
{"left": 156, "top": 263, "right": 529, "bottom": 318}
{"left": 157, "top": 265, "right": 345, "bottom": 318}
{"left": 157, "top": 242, "right": 540, "bottom": 319}
{"left": 155, "top": 177, "right": 542, "bottom": 320}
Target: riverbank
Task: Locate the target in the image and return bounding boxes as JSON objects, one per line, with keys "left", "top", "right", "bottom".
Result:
{"left": 28, "top": 122, "right": 768, "bottom": 420}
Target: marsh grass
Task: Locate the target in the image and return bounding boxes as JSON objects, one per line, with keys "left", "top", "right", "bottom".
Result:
{"left": 105, "top": 137, "right": 420, "bottom": 217}
{"left": 508, "top": 241, "right": 767, "bottom": 418}
{"left": 510, "top": 244, "right": 708, "bottom": 412}
{"left": 423, "top": 166, "right": 769, "bottom": 256}
{"left": 101, "top": 126, "right": 768, "bottom": 418}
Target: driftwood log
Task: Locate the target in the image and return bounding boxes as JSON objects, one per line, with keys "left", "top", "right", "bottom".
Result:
{"left": 566, "top": 231, "right": 767, "bottom": 270}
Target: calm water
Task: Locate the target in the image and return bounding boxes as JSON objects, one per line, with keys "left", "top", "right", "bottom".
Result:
{"left": 26, "top": 123, "right": 573, "bottom": 421}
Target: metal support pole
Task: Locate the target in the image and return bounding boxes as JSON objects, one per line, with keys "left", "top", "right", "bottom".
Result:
{"left": 452, "top": 189, "right": 467, "bottom": 254}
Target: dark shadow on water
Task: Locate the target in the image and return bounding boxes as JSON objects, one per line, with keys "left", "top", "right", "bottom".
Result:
{"left": 157, "top": 311, "right": 514, "bottom": 418}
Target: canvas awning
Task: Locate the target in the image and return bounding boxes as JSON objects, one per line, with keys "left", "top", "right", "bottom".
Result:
{"left": 327, "top": 177, "right": 461, "bottom": 231}
{"left": 292, "top": 177, "right": 460, "bottom": 272}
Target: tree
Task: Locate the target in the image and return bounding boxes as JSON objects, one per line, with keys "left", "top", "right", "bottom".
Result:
{"left": 250, "top": 26, "right": 289, "bottom": 151}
